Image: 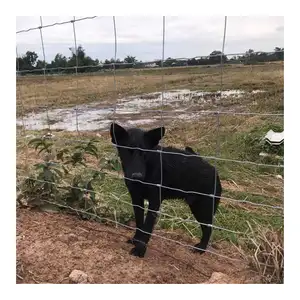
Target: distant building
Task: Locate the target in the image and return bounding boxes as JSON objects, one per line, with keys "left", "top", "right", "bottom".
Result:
{"left": 145, "top": 63, "right": 158, "bottom": 68}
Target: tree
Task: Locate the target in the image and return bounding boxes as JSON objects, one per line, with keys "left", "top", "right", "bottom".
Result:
{"left": 35, "top": 60, "right": 46, "bottom": 70}
{"left": 274, "top": 47, "right": 284, "bottom": 60}
{"left": 51, "top": 53, "right": 68, "bottom": 68}
{"left": 208, "top": 50, "right": 227, "bottom": 64}
{"left": 246, "top": 49, "right": 254, "bottom": 56}
{"left": 155, "top": 59, "right": 162, "bottom": 67}
{"left": 188, "top": 58, "right": 198, "bottom": 66}
{"left": 25, "top": 51, "right": 38, "bottom": 67}
{"left": 124, "top": 55, "right": 137, "bottom": 65}
{"left": 66, "top": 45, "right": 99, "bottom": 72}
{"left": 16, "top": 51, "right": 38, "bottom": 71}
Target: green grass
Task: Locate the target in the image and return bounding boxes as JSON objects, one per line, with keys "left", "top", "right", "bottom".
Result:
{"left": 17, "top": 117, "right": 284, "bottom": 245}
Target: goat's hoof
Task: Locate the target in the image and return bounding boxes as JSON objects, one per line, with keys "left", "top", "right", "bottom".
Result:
{"left": 192, "top": 243, "right": 207, "bottom": 254}
{"left": 129, "top": 242, "right": 147, "bottom": 258}
{"left": 126, "top": 238, "right": 134, "bottom": 244}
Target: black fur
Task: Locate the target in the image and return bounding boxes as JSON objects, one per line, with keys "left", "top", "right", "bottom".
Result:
{"left": 185, "top": 146, "right": 197, "bottom": 154}
{"left": 110, "top": 123, "right": 222, "bottom": 258}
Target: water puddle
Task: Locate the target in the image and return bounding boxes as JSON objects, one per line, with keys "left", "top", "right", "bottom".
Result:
{"left": 16, "top": 89, "right": 264, "bottom": 131}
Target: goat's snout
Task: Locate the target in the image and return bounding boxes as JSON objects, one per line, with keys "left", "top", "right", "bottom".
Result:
{"left": 131, "top": 172, "right": 144, "bottom": 179}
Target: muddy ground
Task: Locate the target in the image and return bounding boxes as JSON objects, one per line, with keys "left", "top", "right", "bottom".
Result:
{"left": 16, "top": 89, "right": 264, "bottom": 131}
{"left": 16, "top": 208, "right": 261, "bottom": 284}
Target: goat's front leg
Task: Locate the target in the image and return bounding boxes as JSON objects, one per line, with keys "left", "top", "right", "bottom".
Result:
{"left": 127, "top": 194, "right": 145, "bottom": 245}
{"left": 130, "top": 198, "right": 161, "bottom": 257}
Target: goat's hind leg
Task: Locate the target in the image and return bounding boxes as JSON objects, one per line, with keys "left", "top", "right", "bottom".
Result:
{"left": 188, "top": 196, "right": 215, "bottom": 254}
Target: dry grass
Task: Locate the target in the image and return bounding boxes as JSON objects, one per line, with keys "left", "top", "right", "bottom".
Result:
{"left": 16, "top": 62, "right": 283, "bottom": 116}
{"left": 234, "top": 221, "right": 284, "bottom": 283}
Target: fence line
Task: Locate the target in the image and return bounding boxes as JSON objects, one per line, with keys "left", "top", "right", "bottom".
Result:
{"left": 16, "top": 134, "right": 284, "bottom": 168}
{"left": 16, "top": 16, "right": 284, "bottom": 265}
{"left": 157, "top": 16, "right": 166, "bottom": 225}
{"left": 211, "top": 16, "right": 227, "bottom": 231}
{"left": 16, "top": 47, "right": 26, "bottom": 134}
{"left": 16, "top": 50, "right": 284, "bottom": 74}
{"left": 15, "top": 104, "right": 285, "bottom": 117}
{"left": 17, "top": 171, "right": 283, "bottom": 211}
{"left": 38, "top": 16, "right": 51, "bottom": 131}
{"left": 17, "top": 174, "right": 249, "bottom": 235}
{"left": 38, "top": 198, "right": 243, "bottom": 262}
{"left": 16, "top": 16, "right": 98, "bottom": 34}
{"left": 71, "top": 16, "right": 80, "bottom": 135}
{"left": 111, "top": 144, "right": 283, "bottom": 168}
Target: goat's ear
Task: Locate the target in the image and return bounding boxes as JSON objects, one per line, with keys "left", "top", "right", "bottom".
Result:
{"left": 110, "top": 123, "right": 128, "bottom": 144}
{"left": 145, "top": 127, "right": 165, "bottom": 147}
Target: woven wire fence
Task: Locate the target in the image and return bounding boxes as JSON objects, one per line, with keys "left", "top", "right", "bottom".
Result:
{"left": 16, "top": 16, "right": 284, "bottom": 263}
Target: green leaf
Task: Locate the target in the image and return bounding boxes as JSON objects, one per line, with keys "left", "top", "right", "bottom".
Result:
{"left": 74, "top": 145, "right": 84, "bottom": 150}
{"left": 85, "top": 149, "right": 98, "bottom": 159}
{"left": 86, "top": 143, "right": 98, "bottom": 152}
{"left": 34, "top": 163, "right": 46, "bottom": 170}
{"left": 28, "top": 138, "right": 43, "bottom": 146}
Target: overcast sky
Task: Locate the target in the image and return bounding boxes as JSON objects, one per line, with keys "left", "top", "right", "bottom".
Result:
{"left": 16, "top": 16, "right": 284, "bottom": 62}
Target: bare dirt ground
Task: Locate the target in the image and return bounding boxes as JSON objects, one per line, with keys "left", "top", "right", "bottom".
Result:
{"left": 16, "top": 208, "right": 261, "bottom": 284}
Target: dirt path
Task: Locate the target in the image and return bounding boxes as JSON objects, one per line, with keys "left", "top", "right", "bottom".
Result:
{"left": 16, "top": 209, "right": 259, "bottom": 284}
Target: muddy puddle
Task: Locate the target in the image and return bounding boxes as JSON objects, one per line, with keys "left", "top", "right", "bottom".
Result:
{"left": 16, "top": 89, "right": 263, "bottom": 131}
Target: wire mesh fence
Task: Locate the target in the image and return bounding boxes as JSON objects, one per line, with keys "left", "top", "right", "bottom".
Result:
{"left": 16, "top": 16, "right": 284, "bottom": 264}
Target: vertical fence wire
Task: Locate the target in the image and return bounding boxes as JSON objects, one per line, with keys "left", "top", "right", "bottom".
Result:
{"left": 15, "top": 16, "right": 284, "bottom": 263}
{"left": 16, "top": 46, "right": 30, "bottom": 173}
{"left": 16, "top": 47, "right": 26, "bottom": 135}
{"left": 111, "top": 16, "right": 122, "bottom": 205}
{"left": 212, "top": 16, "right": 228, "bottom": 230}
{"left": 39, "top": 16, "right": 51, "bottom": 132}
{"left": 112, "top": 16, "right": 118, "bottom": 121}
{"left": 72, "top": 16, "right": 80, "bottom": 134}
{"left": 157, "top": 16, "right": 166, "bottom": 224}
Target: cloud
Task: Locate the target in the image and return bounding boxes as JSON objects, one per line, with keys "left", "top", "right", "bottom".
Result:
{"left": 16, "top": 16, "right": 284, "bottom": 61}
{"left": 276, "top": 25, "right": 284, "bottom": 32}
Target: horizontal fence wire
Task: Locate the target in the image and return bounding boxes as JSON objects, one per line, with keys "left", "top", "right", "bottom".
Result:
{"left": 16, "top": 50, "right": 283, "bottom": 74}
{"left": 16, "top": 16, "right": 284, "bottom": 266}
{"left": 34, "top": 198, "right": 243, "bottom": 262}
{"left": 16, "top": 134, "right": 284, "bottom": 168}
{"left": 16, "top": 16, "right": 98, "bottom": 34}
{"left": 17, "top": 168, "right": 283, "bottom": 210}
{"left": 111, "top": 144, "right": 284, "bottom": 168}
{"left": 17, "top": 175, "right": 246, "bottom": 234}
{"left": 15, "top": 104, "right": 284, "bottom": 117}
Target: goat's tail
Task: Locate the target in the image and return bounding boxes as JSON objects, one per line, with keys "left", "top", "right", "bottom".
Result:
{"left": 185, "top": 146, "right": 197, "bottom": 155}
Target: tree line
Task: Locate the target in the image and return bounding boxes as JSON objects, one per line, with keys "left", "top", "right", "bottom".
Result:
{"left": 16, "top": 45, "right": 284, "bottom": 75}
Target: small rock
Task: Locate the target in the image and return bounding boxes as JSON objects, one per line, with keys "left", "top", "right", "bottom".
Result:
{"left": 276, "top": 174, "right": 283, "bottom": 180}
{"left": 58, "top": 233, "right": 78, "bottom": 244}
{"left": 68, "top": 233, "right": 78, "bottom": 242}
{"left": 58, "top": 234, "right": 68, "bottom": 243}
{"left": 203, "top": 272, "right": 232, "bottom": 284}
{"left": 69, "top": 270, "right": 92, "bottom": 284}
